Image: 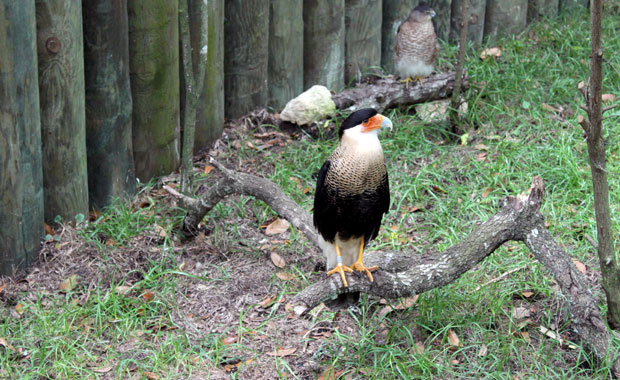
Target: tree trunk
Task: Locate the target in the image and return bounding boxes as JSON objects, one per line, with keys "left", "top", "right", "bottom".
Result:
{"left": 344, "top": 0, "right": 382, "bottom": 85}
{"left": 0, "top": 0, "right": 44, "bottom": 275}
{"left": 82, "top": 0, "right": 136, "bottom": 210}
{"left": 450, "top": 0, "right": 469, "bottom": 132}
{"left": 223, "top": 0, "right": 270, "bottom": 119}
{"left": 35, "top": 0, "right": 89, "bottom": 223}
{"left": 303, "top": 0, "right": 345, "bottom": 90}
{"left": 578, "top": 0, "right": 620, "bottom": 330}
{"left": 428, "top": 0, "right": 452, "bottom": 41}
{"left": 483, "top": 0, "right": 528, "bottom": 40}
{"left": 268, "top": 0, "right": 304, "bottom": 110}
{"left": 450, "top": 0, "right": 486, "bottom": 44}
{"left": 127, "top": 0, "right": 180, "bottom": 182}
{"left": 527, "top": 0, "right": 559, "bottom": 22}
{"left": 195, "top": 0, "right": 224, "bottom": 151}
{"left": 381, "top": 0, "right": 418, "bottom": 74}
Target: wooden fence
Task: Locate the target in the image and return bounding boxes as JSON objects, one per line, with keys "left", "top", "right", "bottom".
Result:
{"left": 0, "top": 0, "right": 587, "bottom": 275}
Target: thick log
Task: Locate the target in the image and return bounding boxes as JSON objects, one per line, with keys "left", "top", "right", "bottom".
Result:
{"left": 381, "top": 0, "right": 418, "bottom": 73}
{"left": 35, "top": 0, "right": 89, "bottom": 222}
{"left": 428, "top": 0, "right": 452, "bottom": 41}
{"left": 170, "top": 167, "right": 620, "bottom": 375}
{"left": 483, "top": 0, "right": 528, "bottom": 40}
{"left": 450, "top": 0, "right": 486, "bottom": 44}
{"left": 303, "top": 0, "right": 345, "bottom": 90}
{"left": 527, "top": 0, "right": 559, "bottom": 22}
{"left": 128, "top": 0, "right": 180, "bottom": 182}
{"left": 0, "top": 0, "right": 44, "bottom": 275}
{"left": 195, "top": 0, "right": 224, "bottom": 150}
{"left": 331, "top": 72, "right": 468, "bottom": 113}
{"left": 268, "top": 0, "right": 304, "bottom": 110}
{"left": 82, "top": 0, "right": 136, "bottom": 210}
{"left": 344, "top": 0, "right": 383, "bottom": 84}
{"left": 224, "top": 0, "right": 270, "bottom": 119}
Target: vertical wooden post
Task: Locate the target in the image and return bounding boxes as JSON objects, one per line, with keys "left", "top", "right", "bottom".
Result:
{"left": 344, "top": 0, "right": 383, "bottom": 84}
{"left": 268, "top": 0, "right": 304, "bottom": 110}
{"left": 450, "top": 0, "right": 486, "bottom": 44}
{"left": 82, "top": 0, "right": 136, "bottom": 210}
{"left": 224, "top": 0, "right": 270, "bottom": 119}
{"left": 128, "top": 0, "right": 180, "bottom": 182}
{"left": 527, "top": 0, "right": 559, "bottom": 22}
{"left": 0, "top": 0, "right": 44, "bottom": 275}
{"left": 427, "top": 0, "right": 453, "bottom": 41}
{"left": 303, "top": 0, "right": 345, "bottom": 90}
{"left": 195, "top": 0, "right": 224, "bottom": 150}
{"left": 484, "top": 0, "right": 527, "bottom": 40}
{"left": 381, "top": 0, "right": 418, "bottom": 74}
{"left": 35, "top": 0, "right": 89, "bottom": 222}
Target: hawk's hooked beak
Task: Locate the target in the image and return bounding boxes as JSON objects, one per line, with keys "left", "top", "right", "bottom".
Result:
{"left": 430, "top": 10, "right": 436, "bottom": 18}
{"left": 361, "top": 114, "right": 393, "bottom": 133}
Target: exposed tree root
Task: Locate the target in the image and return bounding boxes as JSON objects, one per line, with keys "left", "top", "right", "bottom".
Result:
{"left": 166, "top": 163, "right": 620, "bottom": 377}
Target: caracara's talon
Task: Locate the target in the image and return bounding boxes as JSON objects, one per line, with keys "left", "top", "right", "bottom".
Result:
{"left": 327, "top": 264, "right": 353, "bottom": 287}
{"left": 350, "top": 262, "right": 379, "bottom": 282}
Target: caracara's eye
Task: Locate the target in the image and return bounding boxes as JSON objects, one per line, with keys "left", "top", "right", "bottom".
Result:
{"left": 363, "top": 119, "right": 369, "bottom": 123}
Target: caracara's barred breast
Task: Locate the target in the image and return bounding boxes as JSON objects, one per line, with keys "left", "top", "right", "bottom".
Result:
{"left": 314, "top": 144, "right": 390, "bottom": 244}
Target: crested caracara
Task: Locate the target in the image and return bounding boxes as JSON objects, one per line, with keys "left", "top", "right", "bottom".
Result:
{"left": 313, "top": 108, "right": 392, "bottom": 288}
{"left": 394, "top": 5, "right": 438, "bottom": 87}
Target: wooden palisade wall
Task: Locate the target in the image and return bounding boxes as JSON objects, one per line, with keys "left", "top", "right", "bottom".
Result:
{"left": 0, "top": 0, "right": 589, "bottom": 275}
{"left": 0, "top": 0, "right": 44, "bottom": 275}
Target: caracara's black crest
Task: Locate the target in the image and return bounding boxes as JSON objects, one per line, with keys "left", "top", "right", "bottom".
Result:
{"left": 338, "top": 108, "right": 378, "bottom": 139}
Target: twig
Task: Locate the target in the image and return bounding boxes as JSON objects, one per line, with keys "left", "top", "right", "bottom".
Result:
{"left": 474, "top": 265, "right": 527, "bottom": 291}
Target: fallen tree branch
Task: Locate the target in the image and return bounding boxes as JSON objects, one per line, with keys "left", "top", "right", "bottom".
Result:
{"left": 332, "top": 72, "right": 469, "bottom": 113}
{"left": 170, "top": 162, "right": 620, "bottom": 375}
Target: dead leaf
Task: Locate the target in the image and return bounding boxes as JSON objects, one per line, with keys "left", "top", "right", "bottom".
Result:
{"left": 480, "top": 46, "right": 501, "bottom": 59}
{"left": 276, "top": 272, "right": 295, "bottom": 281}
{"left": 92, "top": 366, "right": 113, "bottom": 374}
{"left": 222, "top": 336, "right": 237, "bottom": 345}
{"left": 522, "top": 291, "right": 534, "bottom": 298}
{"left": 265, "top": 218, "right": 290, "bottom": 235}
{"left": 141, "top": 290, "right": 155, "bottom": 302}
{"left": 475, "top": 152, "right": 487, "bottom": 161}
{"left": 204, "top": 165, "right": 215, "bottom": 175}
{"left": 519, "top": 331, "right": 531, "bottom": 344}
{"left": 270, "top": 252, "right": 286, "bottom": 268}
{"left": 44, "top": 223, "right": 54, "bottom": 236}
{"left": 602, "top": 94, "right": 616, "bottom": 102}
{"left": 259, "top": 294, "right": 277, "bottom": 308}
{"left": 474, "top": 143, "right": 490, "bottom": 151}
{"left": 512, "top": 306, "right": 531, "bottom": 319}
{"left": 482, "top": 188, "right": 491, "bottom": 198}
{"left": 478, "top": 344, "right": 488, "bottom": 357}
{"left": 318, "top": 367, "right": 346, "bottom": 380}
{"left": 412, "top": 341, "right": 425, "bottom": 355}
{"left": 393, "top": 295, "right": 419, "bottom": 310}
{"left": 572, "top": 259, "right": 587, "bottom": 274}
{"left": 115, "top": 285, "right": 131, "bottom": 295}
{"left": 59, "top": 274, "right": 79, "bottom": 292}
{"left": 267, "top": 347, "right": 297, "bottom": 357}
{"left": 0, "top": 338, "right": 15, "bottom": 352}
{"left": 542, "top": 103, "right": 560, "bottom": 113}
{"left": 578, "top": 81, "right": 586, "bottom": 90}
{"left": 143, "top": 372, "right": 159, "bottom": 379}
{"left": 447, "top": 329, "right": 461, "bottom": 349}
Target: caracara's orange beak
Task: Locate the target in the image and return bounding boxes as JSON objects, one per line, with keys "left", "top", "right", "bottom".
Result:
{"left": 361, "top": 114, "right": 393, "bottom": 133}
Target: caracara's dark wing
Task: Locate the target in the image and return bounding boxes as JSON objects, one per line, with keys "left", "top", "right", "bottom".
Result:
{"left": 313, "top": 160, "right": 338, "bottom": 242}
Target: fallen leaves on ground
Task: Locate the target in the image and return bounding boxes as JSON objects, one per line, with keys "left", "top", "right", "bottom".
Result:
{"left": 58, "top": 275, "right": 79, "bottom": 292}
{"left": 478, "top": 344, "right": 488, "bottom": 357}
{"left": 572, "top": 259, "right": 587, "bottom": 274}
{"left": 141, "top": 290, "right": 155, "bottom": 302}
{"left": 265, "top": 218, "right": 290, "bottom": 235}
{"left": 259, "top": 294, "right": 277, "bottom": 308}
{"left": 318, "top": 367, "right": 346, "bottom": 380}
{"left": 270, "top": 252, "right": 286, "bottom": 268}
{"left": 276, "top": 272, "right": 295, "bottom": 281}
{"left": 267, "top": 347, "right": 297, "bottom": 357}
{"left": 447, "top": 329, "right": 461, "bottom": 350}
{"left": 480, "top": 47, "right": 501, "bottom": 59}
{"left": 204, "top": 165, "right": 215, "bottom": 174}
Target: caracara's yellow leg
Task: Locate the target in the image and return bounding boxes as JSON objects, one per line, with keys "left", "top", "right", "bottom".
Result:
{"left": 350, "top": 236, "right": 379, "bottom": 282}
{"left": 326, "top": 244, "right": 353, "bottom": 287}
{"left": 415, "top": 76, "right": 424, "bottom": 86}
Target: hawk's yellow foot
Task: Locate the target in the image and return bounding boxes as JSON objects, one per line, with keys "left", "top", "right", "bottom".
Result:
{"left": 327, "top": 263, "right": 353, "bottom": 287}
{"left": 399, "top": 76, "right": 425, "bottom": 89}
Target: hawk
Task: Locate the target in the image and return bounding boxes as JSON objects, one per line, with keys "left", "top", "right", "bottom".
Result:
{"left": 313, "top": 108, "right": 392, "bottom": 290}
{"left": 394, "top": 5, "right": 438, "bottom": 87}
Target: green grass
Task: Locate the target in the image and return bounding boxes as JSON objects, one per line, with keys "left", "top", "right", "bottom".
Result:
{"left": 3, "top": 7, "right": 620, "bottom": 379}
